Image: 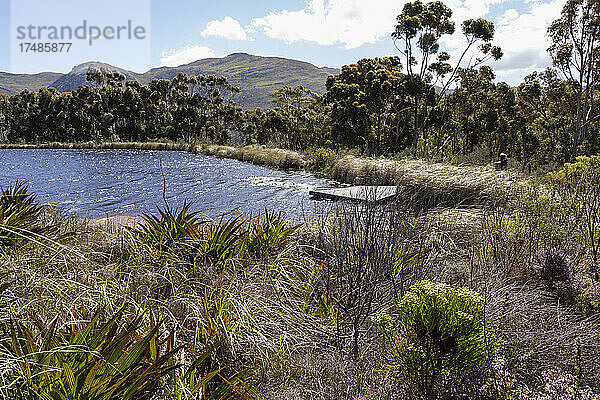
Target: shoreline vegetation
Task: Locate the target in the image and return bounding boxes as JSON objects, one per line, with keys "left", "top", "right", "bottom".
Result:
{"left": 1, "top": 141, "right": 527, "bottom": 209}
{"left": 0, "top": 141, "right": 198, "bottom": 152}
{"left": 0, "top": 142, "right": 309, "bottom": 169}
{"left": 0, "top": 142, "right": 528, "bottom": 194}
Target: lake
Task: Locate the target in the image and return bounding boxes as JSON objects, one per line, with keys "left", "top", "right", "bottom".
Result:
{"left": 0, "top": 149, "right": 334, "bottom": 218}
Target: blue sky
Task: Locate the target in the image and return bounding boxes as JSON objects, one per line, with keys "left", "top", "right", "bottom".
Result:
{"left": 0, "top": 0, "right": 565, "bottom": 85}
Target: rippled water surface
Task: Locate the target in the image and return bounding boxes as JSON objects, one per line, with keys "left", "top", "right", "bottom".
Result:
{"left": 0, "top": 149, "right": 334, "bottom": 218}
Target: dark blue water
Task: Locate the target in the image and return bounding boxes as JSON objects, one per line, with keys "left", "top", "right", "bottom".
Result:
{"left": 0, "top": 149, "right": 333, "bottom": 218}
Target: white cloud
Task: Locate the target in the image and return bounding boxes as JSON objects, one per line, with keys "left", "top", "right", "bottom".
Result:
{"left": 424, "top": 0, "right": 562, "bottom": 82}
{"left": 160, "top": 46, "right": 216, "bottom": 67}
{"left": 445, "top": 0, "right": 508, "bottom": 24}
{"left": 201, "top": 16, "right": 249, "bottom": 41}
{"left": 498, "top": 8, "right": 519, "bottom": 26}
{"left": 251, "top": 0, "right": 403, "bottom": 49}
{"left": 250, "top": 0, "right": 515, "bottom": 50}
{"left": 491, "top": 0, "right": 564, "bottom": 75}
{"left": 439, "top": 0, "right": 509, "bottom": 52}
{"left": 234, "top": 0, "right": 563, "bottom": 83}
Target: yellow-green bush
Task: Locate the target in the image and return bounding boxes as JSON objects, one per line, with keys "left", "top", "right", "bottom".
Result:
{"left": 374, "top": 280, "right": 488, "bottom": 398}
{"left": 309, "top": 148, "right": 338, "bottom": 174}
{"left": 548, "top": 155, "right": 600, "bottom": 281}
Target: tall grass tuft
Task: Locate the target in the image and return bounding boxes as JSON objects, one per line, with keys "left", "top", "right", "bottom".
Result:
{"left": 248, "top": 210, "right": 299, "bottom": 257}
{"left": 200, "top": 145, "right": 307, "bottom": 170}
{"left": 131, "top": 201, "right": 205, "bottom": 250}
{"left": 331, "top": 155, "right": 530, "bottom": 210}
{"left": 0, "top": 181, "right": 51, "bottom": 247}
{"left": 165, "top": 291, "right": 257, "bottom": 399}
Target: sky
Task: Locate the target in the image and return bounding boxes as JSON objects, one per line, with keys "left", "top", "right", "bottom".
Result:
{"left": 0, "top": 0, "right": 566, "bottom": 85}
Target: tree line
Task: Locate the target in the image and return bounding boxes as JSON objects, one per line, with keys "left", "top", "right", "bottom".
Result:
{"left": 1, "top": 0, "right": 598, "bottom": 170}
{"left": 0, "top": 70, "right": 240, "bottom": 145}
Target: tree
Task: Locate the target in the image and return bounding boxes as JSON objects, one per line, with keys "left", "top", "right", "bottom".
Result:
{"left": 86, "top": 67, "right": 104, "bottom": 87}
{"left": 392, "top": 0, "right": 502, "bottom": 151}
{"left": 86, "top": 67, "right": 126, "bottom": 89}
{"left": 517, "top": 68, "right": 580, "bottom": 165}
{"left": 271, "top": 86, "right": 313, "bottom": 150}
{"left": 0, "top": 95, "right": 10, "bottom": 142}
{"left": 444, "top": 66, "right": 520, "bottom": 158}
{"left": 146, "top": 79, "right": 173, "bottom": 140}
{"left": 547, "top": 0, "right": 600, "bottom": 160}
{"left": 445, "top": 66, "right": 496, "bottom": 154}
{"left": 325, "top": 57, "right": 408, "bottom": 155}
{"left": 268, "top": 86, "right": 331, "bottom": 151}
{"left": 0, "top": 69, "right": 249, "bottom": 146}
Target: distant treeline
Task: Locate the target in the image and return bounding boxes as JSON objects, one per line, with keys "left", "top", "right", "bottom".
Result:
{"left": 1, "top": 63, "right": 598, "bottom": 171}
{"left": 2, "top": 1, "right": 600, "bottom": 171}
{"left": 0, "top": 70, "right": 241, "bottom": 145}
{"left": 0, "top": 68, "right": 331, "bottom": 154}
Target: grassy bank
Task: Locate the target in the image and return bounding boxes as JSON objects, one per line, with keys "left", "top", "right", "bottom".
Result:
{"left": 1, "top": 178, "right": 600, "bottom": 399}
{"left": 0, "top": 142, "right": 309, "bottom": 170}
{"left": 331, "top": 155, "right": 532, "bottom": 209}
{"left": 199, "top": 144, "right": 308, "bottom": 170}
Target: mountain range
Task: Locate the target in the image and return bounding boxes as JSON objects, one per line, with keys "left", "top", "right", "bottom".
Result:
{"left": 0, "top": 53, "right": 340, "bottom": 109}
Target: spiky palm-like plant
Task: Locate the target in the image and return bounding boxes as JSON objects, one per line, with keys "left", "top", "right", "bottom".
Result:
{"left": 0, "top": 181, "right": 49, "bottom": 247}
{"left": 248, "top": 210, "right": 298, "bottom": 257}
{"left": 192, "top": 217, "right": 248, "bottom": 269}
{"left": 131, "top": 202, "right": 205, "bottom": 251}
{"left": 2, "top": 307, "right": 178, "bottom": 400}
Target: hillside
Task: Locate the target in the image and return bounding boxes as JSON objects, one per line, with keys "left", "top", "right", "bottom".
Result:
{"left": 0, "top": 71, "right": 63, "bottom": 94}
{"left": 141, "top": 53, "right": 339, "bottom": 109}
{"left": 50, "top": 62, "right": 143, "bottom": 93}
{"left": 0, "top": 54, "right": 339, "bottom": 109}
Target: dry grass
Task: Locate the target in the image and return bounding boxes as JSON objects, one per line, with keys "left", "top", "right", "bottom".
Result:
{"left": 0, "top": 212, "right": 393, "bottom": 398}
{"left": 200, "top": 145, "right": 308, "bottom": 169}
{"left": 331, "top": 156, "right": 533, "bottom": 209}
{"left": 423, "top": 207, "right": 485, "bottom": 247}
{"left": 1, "top": 204, "right": 600, "bottom": 397}
{"left": 482, "top": 277, "right": 600, "bottom": 390}
{"left": 88, "top": 215, "right": 142, "bottom": 228}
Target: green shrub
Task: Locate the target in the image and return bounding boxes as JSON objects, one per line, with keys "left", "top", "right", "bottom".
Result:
{"left": 548, "top": 156, "right": 600, "bottom": 280}
{"left": 547, "top": 155, "right": 600, "bottom": 185}
{"left": 374, "top": 280, "right": 488, "bottom": 398}
{"left": 309, "top": 148, "right": 338, "bottom": 174}
{"left": 0, "top": 181, "right": 50, "bottom": 247}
